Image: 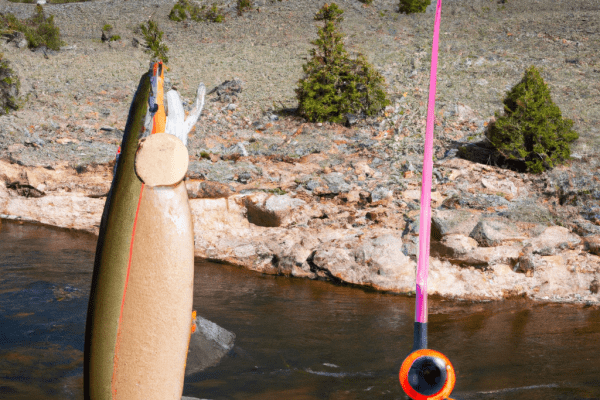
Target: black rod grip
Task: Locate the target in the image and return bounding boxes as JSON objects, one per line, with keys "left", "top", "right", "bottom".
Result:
{"left": 413, "top": 322, "right": 427, "bottom": 351}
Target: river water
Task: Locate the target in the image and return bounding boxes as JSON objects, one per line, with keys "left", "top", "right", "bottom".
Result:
{"left": 1, "top": 220, "right": 599, "bottom": 400}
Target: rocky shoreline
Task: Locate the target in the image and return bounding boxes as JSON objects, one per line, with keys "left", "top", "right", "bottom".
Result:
{"left": 2, "top": 155, "right": 599, "bottom": 305}
{"left": 1, "top": 0, "right": 599, "bottom": 305}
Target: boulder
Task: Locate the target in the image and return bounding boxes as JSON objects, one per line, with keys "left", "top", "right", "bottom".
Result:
{"left": 431, "top": 234, "right": 478, "bottom": 258}
{"left": 459, "top": 245, "right": 522, "bottom": 266}
{"left": 244, "top": 193, "right": 306, "bottom": 227}
{"left": 431, "top": 209, "right": 480, "bottom": 238}
{"left": 526, "top": 226, "right": 581, "bottom": 255}
{"left": 185, "top": 315, "right": 235, "bottom": 376}
{"left": 469, "top": 218, "right": 526, "bottom": 247}
{"left": 311, "top": 232, "right": 416, "bottom": 292}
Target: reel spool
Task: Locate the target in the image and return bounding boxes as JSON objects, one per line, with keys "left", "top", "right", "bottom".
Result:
{"left": 399, "top": 349, "right": 455, "bottom": 400}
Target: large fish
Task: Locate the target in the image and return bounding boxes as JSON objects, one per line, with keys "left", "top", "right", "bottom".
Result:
{"left": 84, "top": 62, "right": 205, "bottom": 400}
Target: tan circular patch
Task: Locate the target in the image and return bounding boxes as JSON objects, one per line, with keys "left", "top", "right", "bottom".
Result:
{"left": 135, "top": 133, "right": 188, "bottom": 186}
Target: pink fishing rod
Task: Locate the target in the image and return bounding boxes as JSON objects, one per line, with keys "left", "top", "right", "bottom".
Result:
{"left": 399, "top": 1, "right": 456, "bottom": 399}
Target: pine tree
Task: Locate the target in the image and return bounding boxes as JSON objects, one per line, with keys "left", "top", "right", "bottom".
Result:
{"left": 486, "top": 65, "right": 578, "bottom": 173}
{"left": 296, "top": 3, "right": 388, "bottom": 123}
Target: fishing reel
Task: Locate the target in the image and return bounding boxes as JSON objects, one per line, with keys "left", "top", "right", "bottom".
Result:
{"left": 399, "top": 349, "right": 455, "bottom": 400}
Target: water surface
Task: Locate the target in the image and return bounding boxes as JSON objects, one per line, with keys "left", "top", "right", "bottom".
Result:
{"left": 1, "top": 220, "right": 599, "bottom": 399}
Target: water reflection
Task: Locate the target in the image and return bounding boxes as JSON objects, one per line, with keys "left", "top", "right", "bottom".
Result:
{"left": 1, "top": 220, "right": 599, "bottom": 399}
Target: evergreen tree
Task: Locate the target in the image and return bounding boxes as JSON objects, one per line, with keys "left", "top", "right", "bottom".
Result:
{"left": 486, "top": 65, "right": 578, "bottom": 173}
{"left": 296, "top": 3, "right": 388, "bottom": 123}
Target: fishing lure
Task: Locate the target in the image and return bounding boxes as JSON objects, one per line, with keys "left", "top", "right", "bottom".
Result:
{"left": 399, "top": 1, "right": 457, "bottom": 399}
{"left": 84, "top": 62, "right": 204, "bottom": 400}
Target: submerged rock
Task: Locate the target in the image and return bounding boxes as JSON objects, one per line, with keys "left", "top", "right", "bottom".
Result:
{"left": 185, "top": 315, "right": 235, "bottom": 376}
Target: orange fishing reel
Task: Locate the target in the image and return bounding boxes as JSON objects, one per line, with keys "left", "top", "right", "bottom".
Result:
{"left": 399, "top": 349, "right": 455, "bottom": 400}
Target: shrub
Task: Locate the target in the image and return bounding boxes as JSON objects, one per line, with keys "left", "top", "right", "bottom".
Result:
{"left": 169, "top": 0, "right": 223, "bottom": 23}
{"left": 0, "top": 54, "right": 20, "bottom": 115}
{"left": 237, "top": 0, "right": 252, "bottom": 15}
{"left": 102, "top": 24, "right": 113, "bottom": 32}
{"left": 205, "top": 3, "right": 224, "bottom": 23}
{"left": 139, "top": 19, "right": 169, "bottom": 63}
{"left": 169, "top": 0, "right": 203, "bottom": 22}
{"left": 359, "top": 0, "right": 373, "bottom": 4}
{"left": 296, "top": 3, "right": 389, "bottom": 123}
{"left": 0, "top": 5, "right": 63, "bottom": 50}
{"left": 486, "top": 65, "right": 578, "bottom": 173}
{"left": 398, "top": 0, "right": 430, "bottom": 14}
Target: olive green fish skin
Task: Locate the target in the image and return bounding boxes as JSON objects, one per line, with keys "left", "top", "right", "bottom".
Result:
{"left": 84, "top": 72, "right": 150, "bottom": 400}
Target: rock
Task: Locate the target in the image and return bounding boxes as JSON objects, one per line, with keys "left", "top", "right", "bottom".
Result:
{"left": 572, "top": 219, "right": 600, "bottom": 237}
{"left": 366, "top": 207, "right": 388, "bottom": 222}
{"left": 515, "top": 253, "right": 543, "bottom": 276}
{"left": 431, "top": 209, "right": 480, "bottom": 238}
{"left": 322, "top": 173, "right": 351, "bottom": 194}
{"left": 353, "top": 161, "right": 374, "bottom": 177}
{"left": 305, "top": 180, "right": 320, "bottom": 191}
{"left": 345, "top": 113, "right": 359, "bottom": 127}
{"left": 185, "top": 315, "right": 235, "bottom": 375}
{"left": 0, "top": 192, "right": 104, "bottom": 234}
{"left": 481, "top": 176, "right": 518, "bottom": 199}
{"left": 431, "top": 234, "right": 478, "bottom": 258}
{"left": 311, "top": 232, "right": 416, "bottom": 292}
{"left": 441, "top": 192, "right": 510, "bottom": 210}
{"left": 339, "top": 189, "right": 361, "bottom": 204}
{"left": 459, "top": 245, "right": 522, "bottom": 266}
{"left": 499, "top": 200, "right": 555, "bottom": 225}
{"left": 237, "top": 171, "right": 252, "bottom": 184}
{"left": 526, "top": 226, "right": 581, "bottom": 255}
{"left": 8, "top": 31, "right": 27, "bottom": 49}
{"left": 187, "top": 181, "right": 231, "bottom": 199}
{"left": 584, "top": 236, "right": 600, "bottom": 256}
{"left": 455, "top": 103, "right": 476, "bottom": 122}
{"left": 208, "top": 78, "right": 243, "bottom": 103}
{"left": 403, "top": 189, "right": 444, "bottom": 208}
{"left": 369, "top": 186, "right": 392, "bottom": 204}
{"left": 236, "top": 142, "right": 248, "bottom": 157}
{"left": 591, "top": 278, "right": 599, "bottom": 294}
{"left": 278, "top": 242, "right": 317, "bottom": 278}
{"left": 469, "top": 219, "right": 525, "bottom": 247}
{"left": 245, "top": 193, "right": 306, "bottom": 227}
